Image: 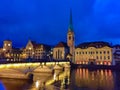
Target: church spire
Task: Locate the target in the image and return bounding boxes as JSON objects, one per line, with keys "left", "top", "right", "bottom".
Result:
{"left": 68, "top": 9, "right": 73, "bottom": 31}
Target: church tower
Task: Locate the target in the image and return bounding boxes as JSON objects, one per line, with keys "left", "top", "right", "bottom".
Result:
{"left": 67, "top": 9, "right": 75, "bottom": 62}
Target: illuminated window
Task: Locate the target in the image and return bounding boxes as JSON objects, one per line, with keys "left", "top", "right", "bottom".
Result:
{"left": 29, "top": 47, "right": 32, "bottom": 50}
{"left": 100, "top": 62, "right": 103, "bottom": 65}
{"left": 8, "top": 44, "right": 11, "bottom": 46}
{"left": 108, "top": 62, "right": 111, "bottom": 65}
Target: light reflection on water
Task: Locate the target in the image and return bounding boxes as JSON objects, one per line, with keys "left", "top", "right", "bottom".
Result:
{"left": 0, "top": 68, "right": 120, "bottom": 90}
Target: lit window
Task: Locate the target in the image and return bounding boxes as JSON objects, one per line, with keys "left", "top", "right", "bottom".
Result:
{"left": 108, "top": 62, "right": 111, "bottom": 65}
{"left": 29, "top": 47, "right": 32, "bottom": 50}
{"left": 3, "top": 48, "right": 6, "bottom": 51}
{"left": 8, "top": 44, "right": 11, "bottom": 46}
{"left": 100, "top": 62, "right": 103, "bottom": 65}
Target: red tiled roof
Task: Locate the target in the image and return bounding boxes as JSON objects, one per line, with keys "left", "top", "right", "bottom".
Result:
{"left": 55, "top": 42, "right": 69, "bottom": 48}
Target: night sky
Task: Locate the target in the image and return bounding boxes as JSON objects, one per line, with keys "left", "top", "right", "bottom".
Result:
{"left": 0, "top": 0, "right": 120, "bottom": 47}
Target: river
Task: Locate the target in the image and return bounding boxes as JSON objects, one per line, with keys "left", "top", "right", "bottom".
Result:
{"left": 0, "top": 68, "right": 120, "bottom": 90}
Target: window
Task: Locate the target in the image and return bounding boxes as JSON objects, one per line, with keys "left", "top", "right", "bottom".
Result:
{"left": 96, "top": 51, "right": 98, "bottom": 54}
{"left": 76, "top": 52, "right": 78, "bottom": 54}
{"left": 104, "top": 56, "right": 106, "bottom": 59}
{"left": 100, "top": 56, "right": 102, "bottom": 59}
{"left": 86, "top": 52, "right": 87, "bottom": 54}
{"left": 104, "top": 51, "right": 106, "bottom": 54}
{"left": 79, "top": 52, "right": 81, "bottom": 54}
{"left": 107, "top": 51, "right": 110, "bottom": 54}
{"left": 108, "top": 56, "right": 110, "bottom": 59}
{"left": 100, "top": 51, "right": 102, "bottom": 54}
{"left": 8, "top": 44, "right": 11, "bottom": 46}
{"left": 69, "top": 36, "right": 71, "bottom": 40}
{"left": 83, "top": 52, "right": 84, "bottom": 54}
{"left": 96, "top": 56, "right": 99, "bottom": 59}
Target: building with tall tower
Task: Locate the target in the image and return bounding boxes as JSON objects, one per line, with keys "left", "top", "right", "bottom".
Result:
{"left": 67, "top": 9, "right": 75, "bottom": 62}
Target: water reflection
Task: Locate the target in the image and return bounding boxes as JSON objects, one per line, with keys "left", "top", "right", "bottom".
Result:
{"left": 30, "top": 69, "right": 70, "bottom": 90}
{"left": 1, "top": 68, "right": 120, "bottom": 90}
{"left": 75, "top": 69, "right": 114, "bottom": 90}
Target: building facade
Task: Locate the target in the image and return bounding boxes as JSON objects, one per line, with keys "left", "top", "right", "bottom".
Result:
{"left": 75, "top": 42, "right": 114, "bottom": 65}
{"left": 53, "top": 42, "right": 69, "bottom": 60}
{"left": 23, "top": 40, "right": 51, "bottom": 60}
{"left": 53, "top": 10, "right": 75, "bottom": 61}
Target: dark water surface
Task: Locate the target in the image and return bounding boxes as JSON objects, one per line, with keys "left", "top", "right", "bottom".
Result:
{"left": 0, "top": 68, "right": 120, "bottom": 90}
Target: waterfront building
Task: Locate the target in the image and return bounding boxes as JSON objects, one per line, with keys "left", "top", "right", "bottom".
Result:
{"left": 53, "top": 10, "right": 75, "bottom": 62}
{"left": 5, "top": 48, "right": 23, "bottom": 61}
{"left": 3, "top": 40, "right": 12, "bottom": 53}
{"left": 23, "top": 40, "right": 51, "bottom": 60}
{"left": 53, "top": 42, "right": 69, "bottom": 60}
{"left": 75, "top": 42, "right": 113, "bottom": 65}
{"left": 0, "top": 40, "right": 23, "bottom": 61}
{"left": 112, "top": 45, "right": 120, "bottom": 65}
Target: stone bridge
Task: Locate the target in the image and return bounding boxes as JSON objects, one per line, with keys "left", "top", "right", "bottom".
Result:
{"left": 0, "top": 61, "right": 70, "bottom": 79}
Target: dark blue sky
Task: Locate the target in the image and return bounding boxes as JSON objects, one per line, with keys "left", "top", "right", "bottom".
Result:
{"left": 0, "top": 0, "right": 120, "bottom": 47}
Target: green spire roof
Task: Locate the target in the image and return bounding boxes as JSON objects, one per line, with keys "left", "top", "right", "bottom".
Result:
{"left": 68, "top": 9, "right": 73, "bottom": 31}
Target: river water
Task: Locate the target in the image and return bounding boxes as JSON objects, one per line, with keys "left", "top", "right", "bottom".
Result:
{"left": 0, "top": 68, "right": 120, "bottom": 90}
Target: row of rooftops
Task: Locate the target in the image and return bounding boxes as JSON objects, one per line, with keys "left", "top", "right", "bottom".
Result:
{"left": 29, "top": 40, "right": 51, "bottom": 50}
{"left": 54, "top": 41, "right": 120, "bottom": 49}
{"left": 1, "top": 40, "right": 120, "bottom": 50}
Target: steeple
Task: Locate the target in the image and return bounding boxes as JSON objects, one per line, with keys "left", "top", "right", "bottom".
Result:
{"left": 67, "top": 9, "right": 75, "bottom": 63}
{"left": 68, "top": 9, "right": 73, "bottom": 31}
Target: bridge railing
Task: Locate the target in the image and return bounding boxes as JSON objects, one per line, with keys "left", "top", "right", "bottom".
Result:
{"left": 0, "top": 58, "right": 71, "bottom": 64}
